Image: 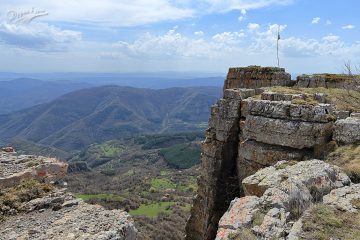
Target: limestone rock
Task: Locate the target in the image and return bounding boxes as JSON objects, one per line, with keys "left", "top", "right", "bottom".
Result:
{"left": 242, "top": 160, "right": 350, "bottom": 197}
{"left": 296, "top": 74, "right": 356, "bottom": 89}
{"left": 323, "top": 184, "right": 360, "bottom": 213}
{"left": 334, "top": 117, "right": 360, "bottom": 144}
{"left": 236, "top": 140, "right": 310, "bottom": 184}
{"left": 224, "top": 66, "right": 292, "bottom": 90}
{"left": 241, "top": 99, "right": 333, "bottom": 123}
{"left": 0, "top": 153, "right": 68, "bottom": 189}
{"left": 0, "top": 201, "right": 137, "bottom": 240}
{"left": 243, "top": 115, "right": 333, "bottom": 149}
{"left": 216, "top": 196, "right": 261, "bottom": 240}
{"left": 215, "top": 160, "right": 351, "bottom": 240}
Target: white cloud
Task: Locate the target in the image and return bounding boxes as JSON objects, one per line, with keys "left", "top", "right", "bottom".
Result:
{"left": 311, "top": 17, "right": 320, "bottom": 24}
{"left": 238, "top": 16, "right": 245, "bottom": 22}
{"left": 326, "top": 20, "right": 332, "bottom": 25}
{"left": 102, "top": 29, "right": 247, "bottom": 60}
{"left": 194, "top": 31, "right": 204, "bottom": 37}
{"left": 0, "top": 0, "right": 295, "bottom": 27}
{"left": 322, "top": 35, "right": 340, "bottom": 42}
{"left": 342, "top": 25, "right": 355, "bottom": 29}
{"left": 0, "top": 22, "right": 81, "bottom": 51}
{"left": 212, "top": 31, "right": 245, "bottom": 44}
{"left": 0, "top": 0, "right": 194, "bottom": 27}
{"left": 248, "top": 23, "right": 260, "bottom": 31}
{"left": 191, "top": 0, "right": 292, "bottom": 13}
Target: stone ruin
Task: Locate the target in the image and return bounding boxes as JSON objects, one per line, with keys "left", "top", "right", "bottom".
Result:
{"left": 224, "top": 66, "right": 293, "bottom": 91}
{"left": 185, "top": 66, "right": 360, "bottom": 240}
{"left": 296, "top": 73, "right": 360, "bottom": 89}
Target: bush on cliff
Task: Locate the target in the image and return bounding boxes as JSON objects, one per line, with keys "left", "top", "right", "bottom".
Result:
{"left": 326, "top": 144, "right": 360, "bottom": 183}
{"left": 0, "top": 179, "right": 53, "bottom": 219}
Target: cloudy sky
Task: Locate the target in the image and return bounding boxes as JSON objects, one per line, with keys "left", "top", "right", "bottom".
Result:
{"left": 0, "top": 0, "right": 359, "bottom": 74}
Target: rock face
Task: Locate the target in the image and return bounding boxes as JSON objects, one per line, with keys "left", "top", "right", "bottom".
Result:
{"left": 333, "top": 117, "right": 360, "bottom": 144}
{"left": 215, "top": 160, "right": 351, "bottom": 240}
{"left": 185, "top": 88, "right": 246, "bottom": 240}
{"left": 296, "top": 74, "right": 359, "bottom": 89}
{"left": 0, "top": 152, "right": 137, "bottom": 240}
{"left": 186, "top": 66, "right": 360, "bottom": 240}
{"left": 224, "top": 67, "right": 292, "bottom": 91}
{"left": 0, "top": 153, "right": 68, "bottom": 188}
{"left": 0, "top": 199, "right": 137, "bottom": 240}
{"left": 243, "top": 115, "right": 333, "bottom": 149}
{"left": 186, "top": 67, "right": 295, "bottom": 240}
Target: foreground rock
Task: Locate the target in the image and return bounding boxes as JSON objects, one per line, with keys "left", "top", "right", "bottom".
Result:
{"left": 0, "top": 198, "right": 136, "bottom": 240}
{"left": 216, "top": 160, "right": 351, "bottom": 240}
{"left": 0, "top": 152, "right": 137, "bottom": 240}
{"left": 0, "top": 153, "right": 68, "bottom": 188}
{"left": 287, "top": 184, "right": 360, "bottom": 239}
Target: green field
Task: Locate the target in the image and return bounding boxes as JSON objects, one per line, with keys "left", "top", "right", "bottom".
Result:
{"left": 150, "top": 178, "right": 176, "bottom": 190}
{"left": 160, "top": 143, "right": 201, "bottom": 169}
{"left": 129, "top": 202, "right": 175, "bottom": 217}
{"left": 76, "top": 193, "right": 124, "bottom": 201}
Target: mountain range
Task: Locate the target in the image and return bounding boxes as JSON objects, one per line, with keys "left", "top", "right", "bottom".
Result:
{"left": 0, "top": 78, "right": 91, "bottom": 114}
{"left": 0, "top": 85, "right": 221, "bottom": 152}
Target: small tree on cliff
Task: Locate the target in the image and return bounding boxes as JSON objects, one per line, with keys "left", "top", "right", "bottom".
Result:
{"left": 343, "top": 60, "right": 360, "bottom": 92}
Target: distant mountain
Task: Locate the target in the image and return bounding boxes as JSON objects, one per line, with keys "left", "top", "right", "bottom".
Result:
{"left": 0, "top": 78, "right": 91, "bottom": 114}
{"left": 0, "top": 72, "right": 225, "bottom": 89}
{"left": 0, "top": 86, "right": 221, "bottom": 152}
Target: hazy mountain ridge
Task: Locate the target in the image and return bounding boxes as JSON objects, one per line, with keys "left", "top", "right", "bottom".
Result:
{"left": 0, "top": 78, "right": 92, "bottom": 114}
{"left": 0, "top": 85, "right": 221, "bottom": 152}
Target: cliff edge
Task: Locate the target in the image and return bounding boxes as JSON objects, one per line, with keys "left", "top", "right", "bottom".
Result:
{"left": 186, "top": 66, "right": 360, "bottom": 240}
{"left": 0, "top": 151, "right": 137, "bottom": 240}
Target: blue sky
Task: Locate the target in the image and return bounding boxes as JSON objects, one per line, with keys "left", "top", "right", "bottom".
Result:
{"left": 0, "top": 0, "right": 359, "bottom": 74}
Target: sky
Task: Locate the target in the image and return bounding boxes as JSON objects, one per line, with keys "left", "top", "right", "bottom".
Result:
{"left": 0, "top": 0, "right": 359, "bottom": 74}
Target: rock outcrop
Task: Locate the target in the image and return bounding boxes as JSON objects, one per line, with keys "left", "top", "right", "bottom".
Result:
{"left": 0, "top": 153, "right": 68, "bottom": 189}
{"left": 224, "top": 66, "right": 292, "bottom": 91}
{"left": 296, "top": 74, "right": 359, "bottom": 89}
{"left": 186, "top": 66, "right": 360, "bottom": 240}
{"left": 216, "top": 160, "right": 350, "bottom": 239}
{"left": 0, "top": 152, "right": 137, "bottom": 240}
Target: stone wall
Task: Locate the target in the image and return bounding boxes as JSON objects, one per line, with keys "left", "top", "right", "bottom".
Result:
{"left": 224, "top": 66, "right": 293, "bottom": 92}
{"left": 296, "top": 74, "right": 359, "bottom": 89}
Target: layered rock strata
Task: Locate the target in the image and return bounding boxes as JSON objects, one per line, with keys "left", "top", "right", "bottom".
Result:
{"left": 186, "top": 66, "right": 360, "bottom": 240}
{"left": 296, "top": 74, "right": 359, "bottom": 89}
{"left": 224, "top": 67, "right": 293, "bottom": 91}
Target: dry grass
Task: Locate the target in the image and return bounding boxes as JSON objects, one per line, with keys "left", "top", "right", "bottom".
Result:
{"left": 228, "top": 228, "right": 257, "bottom": 240}
{"left": 0, "top": 179, "right": 54, "bottom": 219}
{"left": 302, "top": 204, "right": 360, "bottom": 240}
{"left": 291, "top": 97, "right": 319, "bottom": 106}
{"left": 265, "top": 87, "right": 360, "bottom": 112}
{"left": 326, "top": 145, "right": 360, "bottom": 183}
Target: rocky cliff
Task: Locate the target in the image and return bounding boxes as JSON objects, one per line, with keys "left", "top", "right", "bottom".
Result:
{"left": 0, "top": 151, "right": 137, "bottom": 240}
{"left": 186, "top": 66, "right": 360, "bottom": 240}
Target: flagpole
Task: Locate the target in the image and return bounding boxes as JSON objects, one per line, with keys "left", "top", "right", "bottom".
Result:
{"left": 277, "top": 26, "right": 280, "bottom": 67}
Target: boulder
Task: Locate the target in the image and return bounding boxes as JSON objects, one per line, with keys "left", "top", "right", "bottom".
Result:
{"left": 242, "top": 160, "right": 350, "bottom": 197}
{"left": 323, "top": 184, "right": 360, "bottom": 213}
{"left": 215, "top": 160, "right": 351, "bottom": 240}
{"left": 334, "top": 117, "right": 360, "bottom": 144}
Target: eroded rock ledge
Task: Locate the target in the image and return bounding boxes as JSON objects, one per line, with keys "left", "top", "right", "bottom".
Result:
{"left": 0, "top": 152, "right": 137, "bottom": 240}
{"left": 185, "top": 66, "right": 360, "bottom": 240}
